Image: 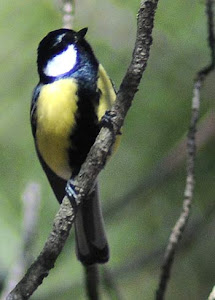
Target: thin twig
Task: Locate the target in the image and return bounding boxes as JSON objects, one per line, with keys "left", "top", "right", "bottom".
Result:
{"left": 58, "top": 0, "right": 75, "bottom": 29}
{"left": 156, "top": 1, "right": 215, "bottom": 299}
{"left": 1, "top": 183, "right": 41, "bottom": 300}
{"left": 84, "top": 263, "right": 100, "bottom": 299}
{"left": 22, "top": 182, "right": 41, "bottom": 267}
{"left": 7, "top": 1, "right": 159, "bottom": 299}
{"left": 85, "top": 265, "right": 99, "bottom": 300}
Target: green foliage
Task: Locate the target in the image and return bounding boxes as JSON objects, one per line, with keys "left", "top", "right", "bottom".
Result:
{"left": 0, "top": 0, "right": 214, "bottom": 299}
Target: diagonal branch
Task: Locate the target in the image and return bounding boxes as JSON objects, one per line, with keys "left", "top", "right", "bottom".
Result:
{"left": 156, "top": 1, "right": 215, "bottom": 299}
{"left": 7, "top": 1, "right": 159, "bottom": 299}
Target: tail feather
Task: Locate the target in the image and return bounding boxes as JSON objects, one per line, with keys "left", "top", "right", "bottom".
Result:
{"left": 74, "top": 184, "right": 109, "bottom": 265}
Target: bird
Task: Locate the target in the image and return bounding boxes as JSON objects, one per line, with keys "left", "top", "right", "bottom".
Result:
{"left": 30, "top": 28, "right": 118, "bottom": 265}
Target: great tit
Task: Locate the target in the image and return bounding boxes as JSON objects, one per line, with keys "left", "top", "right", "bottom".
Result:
{"left": 30, "top": 28, "right": 117, "bottom": 265}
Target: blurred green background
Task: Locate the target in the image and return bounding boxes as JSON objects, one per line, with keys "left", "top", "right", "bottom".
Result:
{"left": 0, "top": 0, "right": 214, "bottom": 299}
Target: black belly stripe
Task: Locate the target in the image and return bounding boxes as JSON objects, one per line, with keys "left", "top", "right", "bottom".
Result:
{"left": 68, "top": 88, "right": 100, "bottom": 176}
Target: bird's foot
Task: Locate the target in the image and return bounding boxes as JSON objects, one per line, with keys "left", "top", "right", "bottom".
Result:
{"left": 101, "top": 110, "right": 116, "bottom": 131}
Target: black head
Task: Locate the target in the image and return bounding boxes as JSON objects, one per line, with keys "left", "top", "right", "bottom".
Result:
{"left": 37, "top": 28, "right": 98, "bottom": 83}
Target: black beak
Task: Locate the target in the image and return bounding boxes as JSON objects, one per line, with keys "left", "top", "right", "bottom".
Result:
{"left": 76, "top": 27, "right": 88, "bottom": 41}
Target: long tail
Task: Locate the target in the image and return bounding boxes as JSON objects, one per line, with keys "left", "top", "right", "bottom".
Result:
{"left": 74, "top": 184, "right": 109, "bottom": 265}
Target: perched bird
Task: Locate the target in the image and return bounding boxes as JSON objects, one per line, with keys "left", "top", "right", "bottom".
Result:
{"left": 30, "top": 28, "right": 117, "bottom": 265}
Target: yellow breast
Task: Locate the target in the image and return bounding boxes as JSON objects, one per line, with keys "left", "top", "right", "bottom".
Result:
{"left": 36, "top": 79, "right": 78, "bottom": 180}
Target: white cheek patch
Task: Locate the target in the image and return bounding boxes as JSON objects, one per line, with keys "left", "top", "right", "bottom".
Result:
{"left": 44, "top": 44, "right": 77, "bottom": 77}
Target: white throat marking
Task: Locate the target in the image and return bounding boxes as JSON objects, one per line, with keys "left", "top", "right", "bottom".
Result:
{"left": 44, "top": 44, "right": 77, "bottom": 77}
